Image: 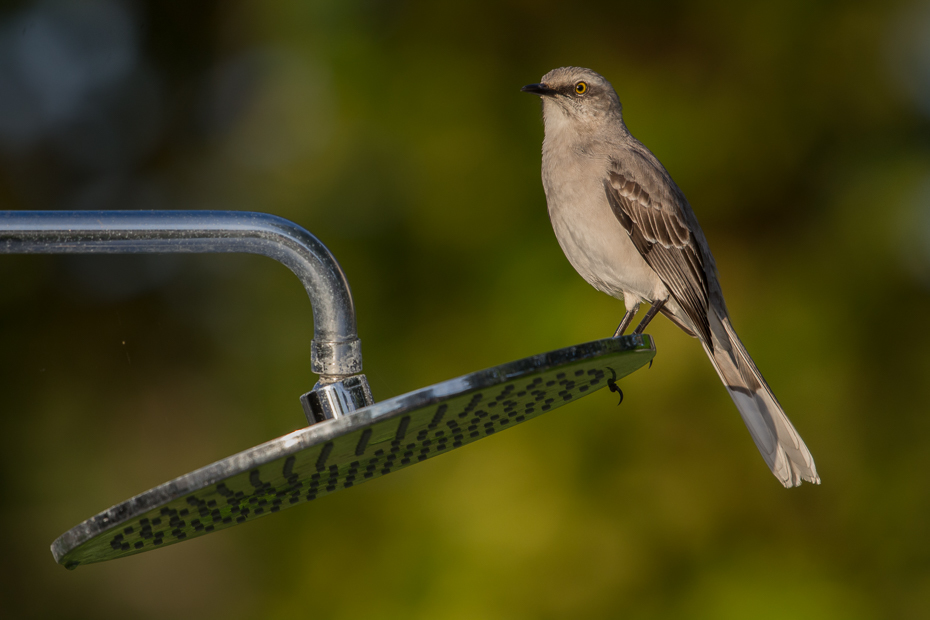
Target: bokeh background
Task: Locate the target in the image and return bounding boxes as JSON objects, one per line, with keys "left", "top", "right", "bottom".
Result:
{"left": 1, "top": 0, "right": 929, "bottom": 618}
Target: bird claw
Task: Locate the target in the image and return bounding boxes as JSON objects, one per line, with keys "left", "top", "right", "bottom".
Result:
{"left": 607, "top": 379, "right": 624, "bottom": 405}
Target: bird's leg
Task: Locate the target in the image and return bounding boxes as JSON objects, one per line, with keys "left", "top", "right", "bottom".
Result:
{"left": 612, "top": 302, "right": 640, "bottom": 337}
{"left": 632, "top": 297, "right": 667, "bottom": 335}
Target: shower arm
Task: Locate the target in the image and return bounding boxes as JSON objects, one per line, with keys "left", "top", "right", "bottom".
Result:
{"left": 0, "top": 210, "right": 372, "bottom": 419}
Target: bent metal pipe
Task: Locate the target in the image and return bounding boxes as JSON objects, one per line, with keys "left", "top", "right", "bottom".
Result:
{"left": 0, "top": 210, "right": 361, "bottom": 379}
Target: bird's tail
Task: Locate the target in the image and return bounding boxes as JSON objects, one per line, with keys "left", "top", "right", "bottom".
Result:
{"left": 702, "top": 313, "right": 820, "bottom": 487}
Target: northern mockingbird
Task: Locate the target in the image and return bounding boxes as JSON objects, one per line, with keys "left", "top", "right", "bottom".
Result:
{"left": 522, "top": 67, "right": 819, "bottom": 487}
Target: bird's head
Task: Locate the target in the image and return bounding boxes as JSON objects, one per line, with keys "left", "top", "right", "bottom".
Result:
{"left": 522, "top": 67, "right": 624, "bottom": 134}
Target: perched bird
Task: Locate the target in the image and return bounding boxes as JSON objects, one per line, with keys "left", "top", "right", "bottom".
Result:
{"left": 522, "top": 67, "right": 819, "bottom": 487}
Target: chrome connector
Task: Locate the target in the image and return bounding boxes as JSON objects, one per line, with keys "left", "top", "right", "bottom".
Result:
{"left": 300, "top": 374, "right": 374, "bottom": 424}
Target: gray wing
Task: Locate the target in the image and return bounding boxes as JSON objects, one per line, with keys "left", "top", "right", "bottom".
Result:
{"left": 603, "top": 160, "right": 712, "bottom": 345}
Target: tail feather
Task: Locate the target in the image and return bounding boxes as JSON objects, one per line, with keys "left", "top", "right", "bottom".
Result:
{"left": 702, "top": 314, "right": 820, "bottom": 487}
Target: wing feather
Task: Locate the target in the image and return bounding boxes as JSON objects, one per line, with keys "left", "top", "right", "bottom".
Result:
{"left": 603, "top": 166, "right": 712, "bottom": 345}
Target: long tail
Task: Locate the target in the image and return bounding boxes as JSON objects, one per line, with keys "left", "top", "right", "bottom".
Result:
{"left": 702, "top": 313, "right": 820, "bottom": 487}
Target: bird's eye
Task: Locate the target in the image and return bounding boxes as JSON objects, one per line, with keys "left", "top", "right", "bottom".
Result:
{"left": 575, "top": 82, "right": 588, "bottom": 94}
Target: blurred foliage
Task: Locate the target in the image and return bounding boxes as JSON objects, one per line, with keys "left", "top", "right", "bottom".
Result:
{"left": 1, "top": 0, "right": 930, "bottom": 618}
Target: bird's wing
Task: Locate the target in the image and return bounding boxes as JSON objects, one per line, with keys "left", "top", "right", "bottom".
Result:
{"left": 603, "top": 159, "right": 712, "bottom": 344}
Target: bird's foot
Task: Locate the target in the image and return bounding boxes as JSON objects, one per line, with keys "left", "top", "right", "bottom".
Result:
{"left": 607, "top": 379, "right": 624, "bottom": 405}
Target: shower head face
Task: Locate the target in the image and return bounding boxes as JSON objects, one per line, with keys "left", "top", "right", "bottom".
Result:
{"left": 52, "top": 334, "right": 655, "bottom": 569}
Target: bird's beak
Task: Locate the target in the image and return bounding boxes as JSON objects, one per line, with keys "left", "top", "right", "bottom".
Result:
{"left": 521, "top": 83, "right": 557, "bottom": 96}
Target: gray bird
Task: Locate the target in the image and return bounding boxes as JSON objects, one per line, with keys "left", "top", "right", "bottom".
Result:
{"left": 522, "top": 67, "right": 819, "bottom": 487}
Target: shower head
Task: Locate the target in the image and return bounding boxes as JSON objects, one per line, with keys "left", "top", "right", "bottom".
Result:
{"left": 51, "top": 333, "right": 654, "bottom": 569}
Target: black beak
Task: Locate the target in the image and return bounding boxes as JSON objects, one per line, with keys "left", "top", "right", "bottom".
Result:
{"left": 521, "top": 83, "right": 557, "bottom": 96}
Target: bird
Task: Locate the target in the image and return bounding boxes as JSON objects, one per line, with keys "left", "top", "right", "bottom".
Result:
{"left": 521, "top": 67, "right": 819, "bottom": 487}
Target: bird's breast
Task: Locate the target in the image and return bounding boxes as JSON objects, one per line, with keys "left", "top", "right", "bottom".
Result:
{"left": 541, "top": 145, "right": 666, "bottom": 304}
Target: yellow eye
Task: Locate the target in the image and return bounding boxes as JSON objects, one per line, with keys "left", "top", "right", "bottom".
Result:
{"left": 575, "top": 82, "right": 587, "bottom": 94}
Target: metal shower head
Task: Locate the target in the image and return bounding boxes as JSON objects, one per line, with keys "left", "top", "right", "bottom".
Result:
{"left": 51, "top": 334, "right": 653, "bottom": 569}
{"left": 0, "top": 210, "right": 656, "bottom": 570}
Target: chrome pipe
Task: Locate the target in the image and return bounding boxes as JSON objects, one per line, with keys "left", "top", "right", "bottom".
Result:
{"left": 0, "top": 210, "right": 362, "bottom": 379}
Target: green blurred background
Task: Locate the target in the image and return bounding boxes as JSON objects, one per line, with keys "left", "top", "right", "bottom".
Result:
{"left": 1, "top": 0, "right": 929, "bottom": 618}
